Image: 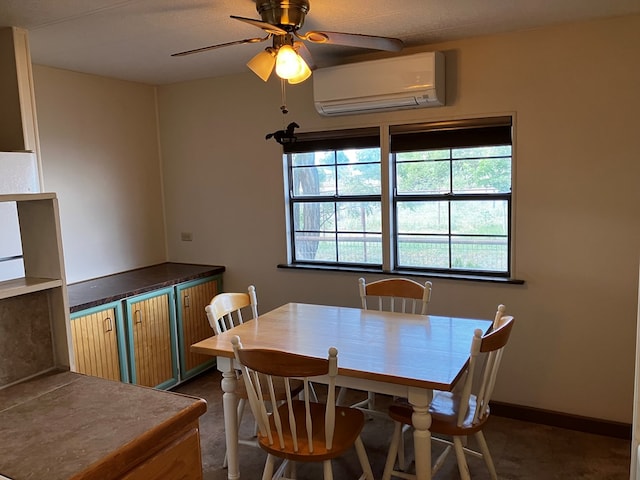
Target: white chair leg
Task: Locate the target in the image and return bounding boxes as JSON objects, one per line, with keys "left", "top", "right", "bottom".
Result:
{"left": 337, "top": 386, "right": 348, "bottom": 405}
{"left": 452, "top": 437, "right": 471, "bottom": 480}
{"left": 263, "top": 454, "right": 276, "bottom": 480}
{"left": 323, "top": 459, "right": 334, "bottom": 480}
{"left": 367, "top": 391, "right": 375, "bottom": 410}
{"left": 398, "top": 424, "right": 409, "bottom": 470}
{"left": 354, "top": 436, "right": 375, "bottom": 480}
{"left": 475, "top": 431, "right": 498, "bottom": 480}
{"left": 382, "top": 421, "right": 403, "bottom": 480}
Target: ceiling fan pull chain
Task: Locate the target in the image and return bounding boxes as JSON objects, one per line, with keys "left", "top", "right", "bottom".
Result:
{"left": 280, "top": 78, "right": 289, "bottom": 115}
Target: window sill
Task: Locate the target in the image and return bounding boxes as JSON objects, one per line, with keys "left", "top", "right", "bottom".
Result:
{"left": 277, "top": 263, "right": 525, "bottom": 285}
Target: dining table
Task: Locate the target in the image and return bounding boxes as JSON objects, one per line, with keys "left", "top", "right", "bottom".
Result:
{"left": 191, "top": 302, "right": 492, "bottom": 480}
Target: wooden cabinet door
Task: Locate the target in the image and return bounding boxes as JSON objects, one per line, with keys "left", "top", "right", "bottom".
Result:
{"left": 70, "top": 303, "right": 128, "bottom": 382}
{"left": 126, "top": 288, "right": 178, "bottom": 389}
{"left": 176, "top": 276, "right": 220, "bottom": 380}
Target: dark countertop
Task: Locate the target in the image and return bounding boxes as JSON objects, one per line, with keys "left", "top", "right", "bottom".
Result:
{"left": 67, "top": 262, "right": 225, "bottom": 312}
{"left": 0, "top": 370, "right": 207, "bottom": 480}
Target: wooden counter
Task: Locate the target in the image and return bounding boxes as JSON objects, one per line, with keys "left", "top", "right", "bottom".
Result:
{"left": 0, "top": 370, "right": 207, "bottom": 480}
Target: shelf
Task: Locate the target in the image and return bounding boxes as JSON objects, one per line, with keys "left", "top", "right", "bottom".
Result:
{"left": 0, "top": 192, "right": 56, "bottom": 203}
{"left": 0, "top": 276, "right": 62, "bottom": 300}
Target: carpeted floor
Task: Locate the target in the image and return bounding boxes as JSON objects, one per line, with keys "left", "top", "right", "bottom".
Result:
{"left": 174, "top": 370, "right": 631, "bottom": 479}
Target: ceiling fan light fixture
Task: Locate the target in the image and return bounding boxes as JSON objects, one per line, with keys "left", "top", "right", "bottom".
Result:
{"left": 275, "top": 44, "right": 305, "bottom": 80}
{"left": 287, "top": 57, "right": 311, "bottom": 84}
{"left": 247, "top": 48, "right": 276, "bottom": 82}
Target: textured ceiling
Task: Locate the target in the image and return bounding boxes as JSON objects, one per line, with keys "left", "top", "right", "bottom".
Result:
{"left": 1, "top": 0, "right": 639, "bottom": 85}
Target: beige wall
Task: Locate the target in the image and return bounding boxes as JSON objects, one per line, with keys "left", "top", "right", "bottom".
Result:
{"left": 33, "top": 66, "right": 166, "bottom": 283}
{"left": 29, "top": 15, "right": 640, "bottom": 423}
{"left": 157, "top": 15, "right": 640, "bottom": 423}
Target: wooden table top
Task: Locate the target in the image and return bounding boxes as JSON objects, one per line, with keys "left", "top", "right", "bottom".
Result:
{"left": 191, "top": 302, "right": 492, "bottom": 391}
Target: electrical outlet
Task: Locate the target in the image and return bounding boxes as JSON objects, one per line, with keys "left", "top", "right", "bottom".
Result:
{"left": 180, "top": 232, "right": 193, "bottom": 242}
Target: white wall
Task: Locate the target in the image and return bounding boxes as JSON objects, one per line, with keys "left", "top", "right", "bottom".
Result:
{"left": 157, "top": 15, "right": 640, "bottom": 423}
{"left": 33, "top": 66, "right": 166, "bottom": 283}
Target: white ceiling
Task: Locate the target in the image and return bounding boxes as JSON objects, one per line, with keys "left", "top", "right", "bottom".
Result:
{"left": 2, "top": 0, "right": 639, "bottom": 85}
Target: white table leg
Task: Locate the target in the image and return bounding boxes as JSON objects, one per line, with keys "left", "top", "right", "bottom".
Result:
{"left": 408, "top": 388, "right": 433, "bottom": 480}
{"left": 219, "top": 357, "right": 240, "bottom": 480}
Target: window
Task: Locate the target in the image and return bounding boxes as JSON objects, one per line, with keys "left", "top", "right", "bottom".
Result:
{"left": 284, "top": 128, "right": 382, "bottom": 266}
{"left": 283, "top": 117, "right": 513, "bottom": 279}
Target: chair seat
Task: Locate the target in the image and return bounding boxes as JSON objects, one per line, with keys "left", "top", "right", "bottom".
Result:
{"left": 388, "top": 392, "right": 489, "bottom": 436}
{"left": 259, "top": 400, "right": 366, "bottom": 462}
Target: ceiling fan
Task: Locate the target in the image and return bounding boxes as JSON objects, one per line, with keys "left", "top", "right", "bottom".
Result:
{"left": 171, "top": 0, "right": 404, "bottom": 84}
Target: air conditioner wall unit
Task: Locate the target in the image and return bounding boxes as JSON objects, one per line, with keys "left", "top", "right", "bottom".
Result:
{"left": 313, "top": 51, "right": 445, "bottom": 116}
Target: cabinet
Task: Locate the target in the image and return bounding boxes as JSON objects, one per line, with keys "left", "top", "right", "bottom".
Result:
{"left": 176, "top": 276, "right": 220, "bottom": 379}
{"left": 70, "top": 301, "right": 129, "bottom": 382}
{"left": 67, "top": 263, "right": 225, "bottom": 389}
{"left": 126, "top": 287, "right": 178, "bottom": 389}
{"left": 0, "top": 193, "right": 71, "bottom": 388}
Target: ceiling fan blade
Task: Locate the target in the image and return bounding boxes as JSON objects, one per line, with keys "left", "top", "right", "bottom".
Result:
{"left": 297, "top": 30, "right": 403, "bottom": 52}
{"left": 294, "top": 41, "right": 316, "bottom": 70}
{"left": 171, "top": 36, "right": 269, "bottom": 57}
{"left": 230, "top": 15, "right": 288, "bottom": 36}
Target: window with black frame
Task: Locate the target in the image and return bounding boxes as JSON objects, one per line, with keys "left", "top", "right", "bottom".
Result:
{"left": 282, "top": 117, "right": 513, "bottom": 278}
{"left": 390, "top": 117, "right": 513, "bottom": 276}
{"left": 283, "top": 127, "right": 382, "bottom": 267}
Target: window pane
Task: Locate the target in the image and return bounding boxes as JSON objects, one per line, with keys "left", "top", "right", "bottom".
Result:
{"left": 452, "top": 157, "right": 511, "bottom": 193}
{"left": 338, "top": 163, "right": 381, "bottom": 195}
{"left": 292, "top": 166, "right": 335, "bottom": 197}
{"left": 291, "top": 151, "right": 334, "bottom": 166}
{"left": 336, "top": 202, "right": 381, "bottom": 232}
{"left": 397, "top": 201, "right": 449, "bottom": 234}
{"left": 450, "top": 200, "right": 508, "bottom": 235}
{"left": 337, "top": 233, "right": 382, "bottom": 264}
{"left": 295, "top": 232, "right": 336, "bottom": 262}
{"left": 396, "top": 157, "right": 450, "bottom": 194}
{"left": 336, "top": 147, "right": 380, "bottom": 164}
{"left": 397, "top": 235, "right": 449, "bottom": 268}
{"left": 451, "top": 236, "right": 508, "bottom": 271}
{"left": 293, "top": 202, "right": 335, "bottom": 232}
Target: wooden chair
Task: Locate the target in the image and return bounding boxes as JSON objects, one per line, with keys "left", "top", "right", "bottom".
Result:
{"left": 382, "top": 314, "right": 515, "bottom": 480}
{"left": 339, "top": 277, "right": 433, "bottom": 413}
{"left": 359, "top": 277, "right": 433, "bottom": 315}
{"left": 205, "top": 286, "right": 303, "bottom": 467}
{"left": 231, "top": 335, "right": 375, "bottom": 480}
{"left": 205, "top": 285, "right": 258, "bottom": 334}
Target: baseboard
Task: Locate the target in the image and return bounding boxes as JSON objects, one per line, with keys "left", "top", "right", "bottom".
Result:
{"left": 490, "top": 401, "right": 631, "bottom": 440}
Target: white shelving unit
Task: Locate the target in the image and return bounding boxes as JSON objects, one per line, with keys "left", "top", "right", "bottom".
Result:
{"left": 0, "top": 193, "right": 72, "bottom": 386}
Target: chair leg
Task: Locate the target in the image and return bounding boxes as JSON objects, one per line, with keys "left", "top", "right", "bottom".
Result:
{"left": 323, "top": 459, "right": 334, "bottom": 480}
{"left": 452, "top": 436, "right": 471, "bottom": 480}
{"left": 367, "top": 391, "right": 376, "bottom": 410}
{"left": 475, "top": 431, "right": 498, "bottom": 480}
{"left": 354, "top": 436, "right": 375, "bottom": 480}
{"left": 337, "top": 386, "right": 348, "bottom": 406}
{"left": 263, "top": 454, "right": 276, "bottom": 480}
{"left": 382, "top": 421, "right": 403, "bottom": 480}
{"left": 398, "top": 424, "right": 409, "bottom": 470}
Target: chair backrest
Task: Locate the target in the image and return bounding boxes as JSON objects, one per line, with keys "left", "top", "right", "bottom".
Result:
{"left": 493, "top": 304, "right": 506, "bottom": 327}
{"left": 359, "top": 277, "right": 433, "bottom": 315}
{"left": 231, "top": 335, "right": 338, "bottom": 452}
{"left": 458, "top": 314, "right": 515, "bottom": 427}
{"left": 205, "top": 285, "right": 258, "bottom": 335}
